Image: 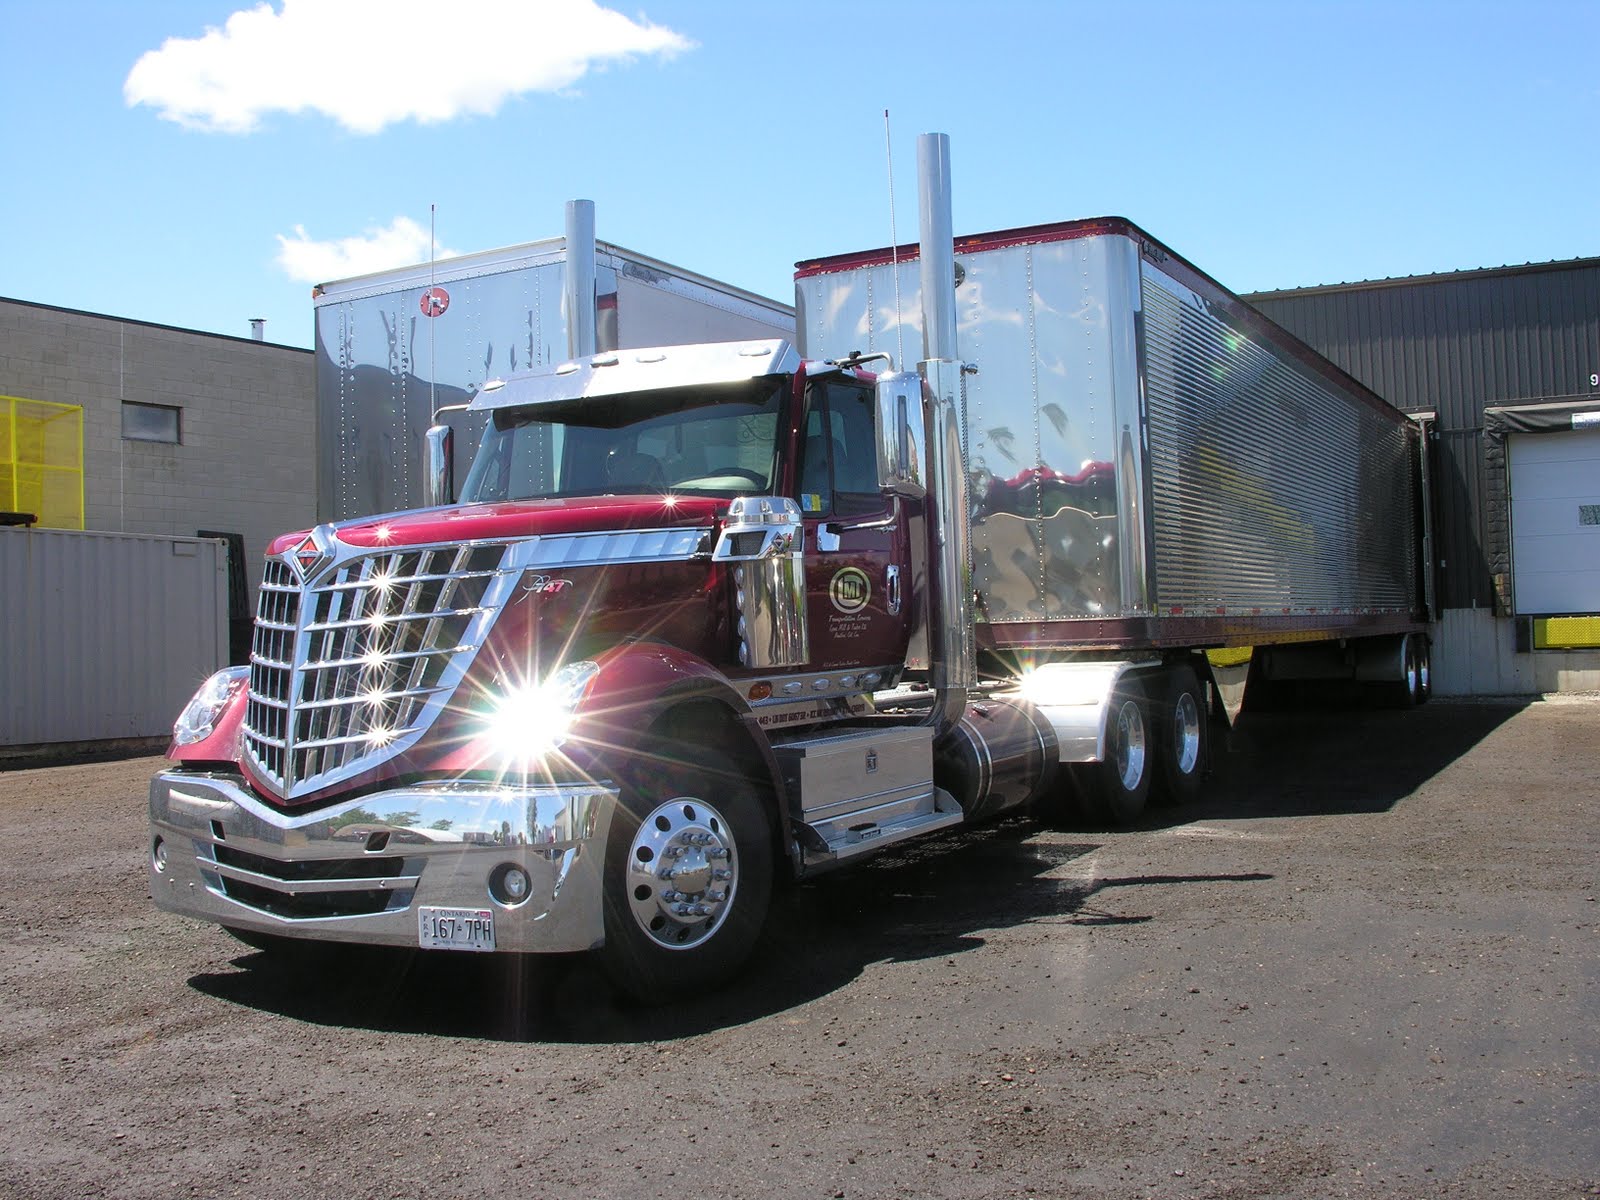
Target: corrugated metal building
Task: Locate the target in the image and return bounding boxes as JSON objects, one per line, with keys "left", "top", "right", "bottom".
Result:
{"left": 1245, "top": 259, "right": 1600, "bottom": 694}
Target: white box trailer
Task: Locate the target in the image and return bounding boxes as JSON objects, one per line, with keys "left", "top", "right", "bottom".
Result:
{"left": 313, "top": 202, "right": 795, "bottom": 522}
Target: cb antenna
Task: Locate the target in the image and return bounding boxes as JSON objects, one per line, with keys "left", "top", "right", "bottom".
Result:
{"left": 884, "top": 109, "right": 904, "bottom": 372}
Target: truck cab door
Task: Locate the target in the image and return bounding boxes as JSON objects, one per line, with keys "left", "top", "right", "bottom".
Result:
{"left": 795, "top": 378, "right": 913, "bottom": 677}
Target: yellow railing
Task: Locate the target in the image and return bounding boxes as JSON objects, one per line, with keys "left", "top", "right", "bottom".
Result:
{"left": 0, "top": 395, "right": 84, "bottom": 530}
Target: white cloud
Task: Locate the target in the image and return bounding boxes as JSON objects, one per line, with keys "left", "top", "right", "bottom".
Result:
{"left": 275, "top": 217, "right": 459, "bottom": 283}
{"left": 125, "top": 0, "right": 692, "bottom": 134}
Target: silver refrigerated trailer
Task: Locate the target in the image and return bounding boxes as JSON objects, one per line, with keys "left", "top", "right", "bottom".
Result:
{"left": 796, "top": 212, "right": 1432, "bottom": 817}
{"left": 313, "top": 202, "right": 796, "bottom": 522}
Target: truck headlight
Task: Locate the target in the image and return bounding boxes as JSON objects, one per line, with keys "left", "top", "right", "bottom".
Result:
{"left": 173, "top": 666, "right": 250, "bottom": 746}
{"left": 482, "top": 660, "right": 600, "bottom": 764}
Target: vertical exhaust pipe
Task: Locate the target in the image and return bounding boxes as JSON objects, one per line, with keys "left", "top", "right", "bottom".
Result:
{"left": 916, "top": 132, "right": 974, "bottom": 734}
{"left": 917, "top": 136, "right": 958, "bottom": 363}
{"left": 564, "top": 199, "right": 598, "bottom": 360}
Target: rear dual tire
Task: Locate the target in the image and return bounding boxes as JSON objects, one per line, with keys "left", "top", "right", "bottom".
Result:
{"left": 1075, "top": 664, "right": 1210, "bottom": 826}
{"left": 1392, "top": 634, "right": 1432, "bottom": 708}
{"left": 1154, "top": 664, "right": 1208, "bottom": 806}
{"left": 1078, "top": 676, "right": 1153, "bottom": 826}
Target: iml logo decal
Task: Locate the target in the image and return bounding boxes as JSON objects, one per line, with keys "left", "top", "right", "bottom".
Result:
{"left": 829, "top": 567, "right": 871, "bottom": 615}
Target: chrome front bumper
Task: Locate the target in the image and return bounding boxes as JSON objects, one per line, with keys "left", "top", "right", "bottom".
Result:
{"left": 148, "top": 771, "right": 619, "bottom": 954}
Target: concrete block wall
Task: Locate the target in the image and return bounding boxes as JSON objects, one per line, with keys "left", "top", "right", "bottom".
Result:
{"left": 1432, "top": 608, "right": 1600, "bottom": 696}
{"left": 0, "top": 298, "right": 314, "bottom": 605}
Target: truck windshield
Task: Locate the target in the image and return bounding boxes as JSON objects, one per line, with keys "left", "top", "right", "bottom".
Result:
{"left": 460, "top": 378, "right": 785, "bottom": 502}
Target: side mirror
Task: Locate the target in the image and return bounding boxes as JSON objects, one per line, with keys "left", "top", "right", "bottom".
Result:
{"left": 874, "top": 371, "right": 927, "bottom": 499}
{"left": 424, "top": 423, "right": 454, "bottom": 507}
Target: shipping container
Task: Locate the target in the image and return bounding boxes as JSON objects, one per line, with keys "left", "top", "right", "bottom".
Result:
{"left": 2, "top": 528, "right": 226, "bottom": 746}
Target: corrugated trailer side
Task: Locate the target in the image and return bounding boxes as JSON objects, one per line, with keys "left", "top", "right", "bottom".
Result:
{"left": 1138, "top": 249, "right": 1420, "bottom": 645}
{"left": 796, "top": 218, "right": 1424, "bottom": 656}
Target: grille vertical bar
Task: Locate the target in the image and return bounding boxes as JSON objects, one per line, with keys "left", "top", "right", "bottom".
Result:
{"left": 241, "top": 540, "right": 513, "bottom": 800}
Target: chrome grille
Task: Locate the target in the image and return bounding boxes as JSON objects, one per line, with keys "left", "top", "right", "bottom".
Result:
{"left": 242, "top": 540, "right": 514, "bottom": 799}
{"left": 204, "top": 843, "right": 418, "bottom": 920}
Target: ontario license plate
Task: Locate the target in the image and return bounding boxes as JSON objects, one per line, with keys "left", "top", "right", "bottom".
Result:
{"left": 417, "top": 906, "right": 496, "bottom": 952}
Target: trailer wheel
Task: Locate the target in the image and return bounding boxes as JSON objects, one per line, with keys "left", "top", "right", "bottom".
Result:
{"left": 1081, "top": 677, "right": 1152, "bottom": 826}
{"left": 1154, "top": 664, "right": 1208, "bottom": 806}
{"left": 1385, "top": 633, "right": 1428, "bottom": 708}
{"left": 597, "top": 742, "right": 773, "bottom": 1003}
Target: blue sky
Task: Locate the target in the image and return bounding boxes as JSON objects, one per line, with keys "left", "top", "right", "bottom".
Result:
{"left": 3, "top": 0, "right": 1596, "bottom": 350}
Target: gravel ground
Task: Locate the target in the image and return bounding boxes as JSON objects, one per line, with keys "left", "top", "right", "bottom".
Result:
{"left": 1, "top": 698, "right": 1596, "bottom": 1200}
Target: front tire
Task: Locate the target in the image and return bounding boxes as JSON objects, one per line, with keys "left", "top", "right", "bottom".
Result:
{"left": 597, "top": 743, "right": 773, "bottom": 1002}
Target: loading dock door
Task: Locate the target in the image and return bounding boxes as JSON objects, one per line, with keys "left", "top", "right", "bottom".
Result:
{"left": 1508, "top": 427, "right": 1600, "bottom": 614}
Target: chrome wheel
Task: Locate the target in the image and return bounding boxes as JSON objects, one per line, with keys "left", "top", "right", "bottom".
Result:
{"left": 1113, "top": 698, "right": 1147, "bottom": 792}
{"left": 1078, "top": 676, "right": 1154, "bottom": 825}
{"left": 1171, "top": 690, "right": 1201, "bottom": 775}
{"left": 1154, "top": 663, "right": 1209, "bottom": 806}
{"left": 623, "top": 797, "right": 739, "bottom": 951}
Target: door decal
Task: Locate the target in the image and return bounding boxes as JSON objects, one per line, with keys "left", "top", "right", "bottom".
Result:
{"left": 829, "top": 567, "right": 872, "bottom": 615}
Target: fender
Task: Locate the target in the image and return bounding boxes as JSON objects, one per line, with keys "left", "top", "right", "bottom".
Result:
{"left": 561, "top": 642, "right": 794, "bottom": 857}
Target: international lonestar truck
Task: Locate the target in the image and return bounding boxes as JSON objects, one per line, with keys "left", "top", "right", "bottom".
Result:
{"left": 150, "top": 134, "right": 1431, "bottom": 1000}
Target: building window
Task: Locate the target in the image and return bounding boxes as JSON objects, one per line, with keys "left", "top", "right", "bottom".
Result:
{"left": 122, "top": 401, "right": 181, "bottom": 444}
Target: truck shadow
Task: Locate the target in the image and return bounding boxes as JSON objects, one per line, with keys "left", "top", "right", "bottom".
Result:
{"left": 184, "top": 701, "right": 1520, "bottom": 1039}
{"left": 1096, "top": 697, "right": 1531, "bottom": 831}
{"left": 186, "top": 821, "right": 1272, "bottom": 1043}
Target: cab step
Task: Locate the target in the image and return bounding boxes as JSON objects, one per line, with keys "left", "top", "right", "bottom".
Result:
{"left": 774, "top": 725, "right": 964, "bottom": 869}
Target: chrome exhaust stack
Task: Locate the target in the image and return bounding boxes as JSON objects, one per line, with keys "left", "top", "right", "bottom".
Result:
{"left": 564, "top": 199, "right": 598, "bottom": 360}
{"left": 915, "top": 132, "right": 974, "bottom": 734}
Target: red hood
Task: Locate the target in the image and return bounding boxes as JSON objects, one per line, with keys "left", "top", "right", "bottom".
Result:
{"left": 267, "top": 495, "right": 728, "bottom": 555}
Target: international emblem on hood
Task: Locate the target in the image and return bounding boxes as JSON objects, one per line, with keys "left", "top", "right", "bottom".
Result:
{"left": 286, "top": 530, "right": 330, "bottom": 580}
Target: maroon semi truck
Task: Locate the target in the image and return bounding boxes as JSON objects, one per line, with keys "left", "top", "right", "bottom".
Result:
{"left": 149, "top": 135, "right": 1429, "bottom": 999}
